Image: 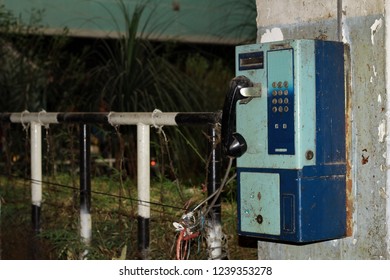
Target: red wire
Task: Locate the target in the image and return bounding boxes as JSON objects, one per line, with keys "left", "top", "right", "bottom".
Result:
{"left": 176, "top": 230, "right": 200, "bottom": 260}
{"left": 176, "top": 230, "right": 185, "bottom": 260}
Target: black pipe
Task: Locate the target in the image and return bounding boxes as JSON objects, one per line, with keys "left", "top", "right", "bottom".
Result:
{"left": 175, "top": 112, "right": 220, "bottom": 126}
{"left": 80, "top": 124, "right": 91, "bottom": 211}
{"left": 58, "top": 113, "right": 109, "bottom": 124}
{"left": 137, "top": 216, "right": 150, "bottom": 259}
{"left": 0, "top": 113, "right": 12, "bottom": 122}
{"left": 31, "top": 205, "right": 41, "bottom": 234}
{"left": 31, "top": 204, "right": 42, "bottom": 259}
{"left": 207, "top": 124, "right": 222, "bottom": 222}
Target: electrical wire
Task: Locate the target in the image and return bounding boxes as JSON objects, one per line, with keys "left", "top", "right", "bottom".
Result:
{"left": 0, "top": 173, "right": 186, "bottom": 211}
{"left": 0, "top": 148, "right": 235, "bottom": 218}
{"left": 203, "top": 157, "right": 234, "bottom": 217}
{"left": 191, "top": 158, "right": 235, "bottom": 214}
{"left": 173, "top": 156, "right": 235, "bottom": 260}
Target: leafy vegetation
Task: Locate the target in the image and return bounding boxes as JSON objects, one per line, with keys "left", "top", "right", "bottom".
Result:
{"left": 0, "top": 2, "right": 234, "bottom": 180}
{"left": 0, "top": 5, "right": 93, "bottom": 113}
{"left": 0, "top": 0, "right": 257, "bottom": 260}
{"left": 0, "top": 175, "right": 257, "bottom": 260}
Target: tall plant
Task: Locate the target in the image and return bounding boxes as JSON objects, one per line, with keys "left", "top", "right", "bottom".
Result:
{"left": 0, "top": 5, "right": 92, "bottom": 113}
{"left": 94, "top": 2, "right": 210, "bottom": 180}
{"left": 0, "top": 5, "right": 95, "bottom": 176}
{"left": 95, "top": 2, "right": 205, "bottom": 112}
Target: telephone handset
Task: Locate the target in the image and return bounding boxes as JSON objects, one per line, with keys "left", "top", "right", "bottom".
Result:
{"left": 221, "top": 76, "right": 260, "bottom": 158}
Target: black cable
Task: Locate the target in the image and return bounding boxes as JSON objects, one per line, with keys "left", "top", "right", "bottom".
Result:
{"left": 0, "top": 173, "right": 186, "bottom": 211}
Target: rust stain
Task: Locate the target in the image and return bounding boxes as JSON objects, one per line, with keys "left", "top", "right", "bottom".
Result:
{"left": 361, "top": 154, "right": 369, "bottom": 165}
{"left": 361, "top": 149, "right": 369, "bottom": 165}
{"left": 345, "top": 114, "right": 353, "bottom": 236}
{"left": 345, "top": 45, "right": 353, "bottom": 237}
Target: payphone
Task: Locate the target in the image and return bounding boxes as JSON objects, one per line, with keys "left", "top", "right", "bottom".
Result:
{"left": 222, "top": 39, "right": 346, "bottom": 243}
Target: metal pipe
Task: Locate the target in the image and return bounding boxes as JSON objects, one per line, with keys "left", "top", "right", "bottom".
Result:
{"left": 206, "top": 123, "right": 223, "bottom": 259}
{"left": 109, "top": 112, "right": 177, "bottom": 126}
{"left": 0, "top": 112, "right": 219, "bottom": 126}
{"left": 207, "top": 124, "right": 222, "bottom": 222}
{"left": 137, "top": 123, "right": 150, "bottom": 259}
{"left": 79, "top": 124, "right": 92, "bottom": 258}
{"left": 31, "top": 122, "right": 42, "bottom": 234}
{"left": 11, "top": 112, "right": 59, "bottom": 124}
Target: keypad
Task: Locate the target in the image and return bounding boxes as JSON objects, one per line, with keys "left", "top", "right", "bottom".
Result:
{"left": 270, "top": 80, "right": 291, "bottom": 122}
{"left": 267, "top": 48, "right": 295, "bottom": 155}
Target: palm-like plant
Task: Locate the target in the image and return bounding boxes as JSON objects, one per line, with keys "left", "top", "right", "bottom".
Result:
{"left": 96, "top": 3, "right": 205, "bottom": 113}
{"left": 93, "top": 2, "right": 210, "bottom": 180}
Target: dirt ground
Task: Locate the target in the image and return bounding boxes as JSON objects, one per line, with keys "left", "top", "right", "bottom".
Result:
{"left": 1, "top": 224, "right": 53, "bottom": 260}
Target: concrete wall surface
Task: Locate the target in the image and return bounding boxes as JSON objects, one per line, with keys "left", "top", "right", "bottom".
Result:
{"left": 254, "top": 0, "right": 390, "bottom": 259}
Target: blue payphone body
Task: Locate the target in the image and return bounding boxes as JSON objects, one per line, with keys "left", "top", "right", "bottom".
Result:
{"left": 224, "top": 39, "right": 346, "bottom": 243}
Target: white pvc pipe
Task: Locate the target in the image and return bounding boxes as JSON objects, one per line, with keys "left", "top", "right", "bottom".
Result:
{"left": 31, "top": 122, "right": 42, "bottom": 208}
{"left": 137, "top": 123, "right": 150, "bottom": 219}
{"left": 11, "top": 112, "right": 59, "bottom": 124}
{"left": 137, "top": 123, "right": 150, "bottom": 259}
{"left": 80, "top": 210, "right": 92, "bottom": 243}
{"left": 137, "top": 123, "right": 150, "bottom": 258}
{"left": 30, "top": 122, "right": 42, "bottom": 233}
{"left": 80, "top": 208, "right": 92, "bottom": 259}
{"left": 109, "top": 112, "right": 178, "bottom": 126}
{"left": 207, "top": 221, "right": 223, "bottom": 260}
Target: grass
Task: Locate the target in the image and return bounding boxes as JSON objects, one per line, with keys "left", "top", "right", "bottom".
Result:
{"left": 0, "top": 173, "right": 257, "bottom": 260}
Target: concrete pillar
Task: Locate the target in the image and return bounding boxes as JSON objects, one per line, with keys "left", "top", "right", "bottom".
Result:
{"left": 255, "top": 0, "right": 388, "bottom": 259}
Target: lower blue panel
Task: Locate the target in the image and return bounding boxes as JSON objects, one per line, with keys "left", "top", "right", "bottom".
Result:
{"left": 237, "top": 167, "right": 346, "bottom": 243}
